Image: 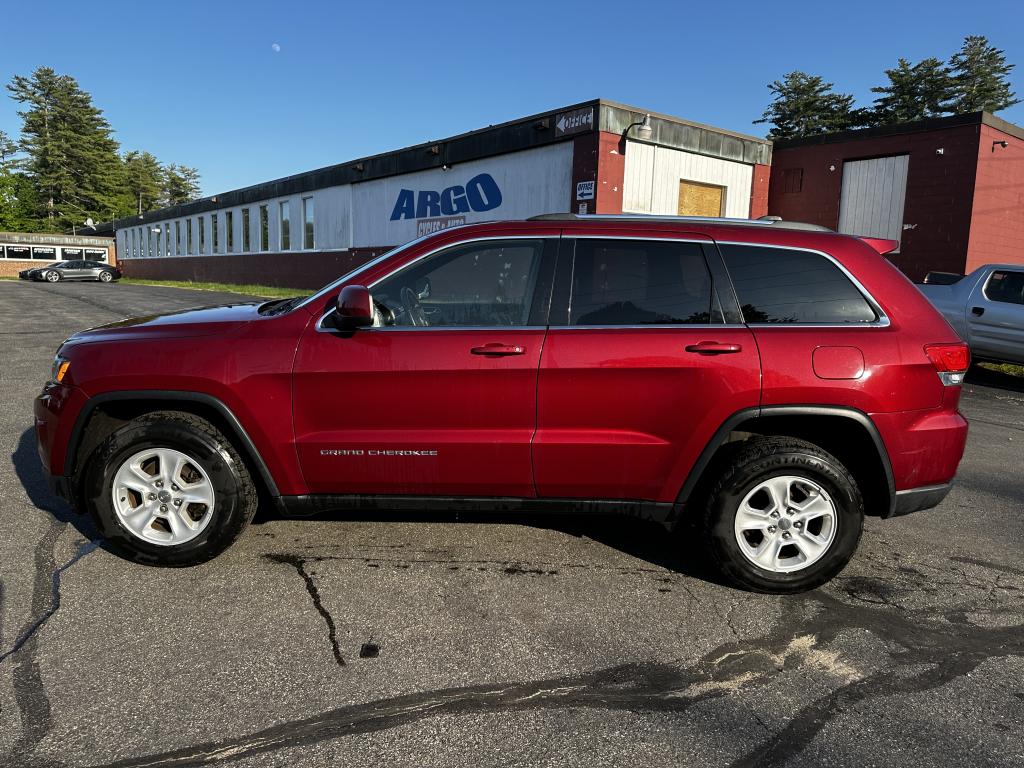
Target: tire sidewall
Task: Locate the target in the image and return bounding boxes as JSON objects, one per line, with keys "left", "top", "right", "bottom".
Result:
{"left": 46, "top": 271, "right": 60, "bottom": 282}
{"left": 86, "top": 420, "right": 248, "bottom": 565}
{"left": 708, "top": 448, "right": 863, "bottom": 592}
{"left": 99, "top": 271, "right": 113, "bottom": 282}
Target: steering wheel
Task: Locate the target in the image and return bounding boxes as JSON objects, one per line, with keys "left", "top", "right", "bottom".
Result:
{"left": 400, "top": 286, "right": 428, "bottom": 327}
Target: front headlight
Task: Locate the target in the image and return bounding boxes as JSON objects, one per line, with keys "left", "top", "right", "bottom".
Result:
{"left": 51, "top": 355, "right": 71, "bottom": 384}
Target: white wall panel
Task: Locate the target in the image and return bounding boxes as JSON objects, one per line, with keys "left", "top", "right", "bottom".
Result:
{"left": 838, "top": 155, "right": 909, "bottom": 248}
{"left": 351, "top": 142, "right": 573, "bottom": 247}
{"left": 622, "top": 141, "right": 753, "bottom": 218}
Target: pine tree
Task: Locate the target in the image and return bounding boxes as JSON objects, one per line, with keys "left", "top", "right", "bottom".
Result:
{"left": 871, "top": 57, "right": 953, "bottom": 124}
{"left": 161, "top": 164, "right": 201, "bottom": 206}
{"left": 7, "top": 67, "right": 125, "bottom": 230}
{"left": 948, "top": 35, "right": 1019, "bottom": 113}
{"left": 755, "top": 72, "right": 861, "bottom": 139}
{"left": 121, "top": 150, "right": 164, "bottom": 214}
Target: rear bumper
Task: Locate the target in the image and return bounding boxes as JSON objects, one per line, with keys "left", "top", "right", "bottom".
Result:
{"left": 890, "top": 483, "right": 953, "bottom": 517}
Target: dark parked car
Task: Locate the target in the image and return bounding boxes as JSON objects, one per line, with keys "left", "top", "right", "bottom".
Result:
{"left": 27, "top": 261, "right": 121, "bottom": 283}
{"left": 36, "top": 214, "right": 969, "bottom": 592}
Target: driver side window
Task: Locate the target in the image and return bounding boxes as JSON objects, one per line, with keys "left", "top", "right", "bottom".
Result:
{"left": 373, "top": 240, "right": 544, "bottom": 327}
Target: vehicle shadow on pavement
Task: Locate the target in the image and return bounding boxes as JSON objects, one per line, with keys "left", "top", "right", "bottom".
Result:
{"left": 278, "top": 507, "right": 726, "bottom": 586}
{"left": 965, "top": 364, "right": 1024, "bottom": 393}
{"left": 11, "top": 426, "right": 98, "bottom": 540}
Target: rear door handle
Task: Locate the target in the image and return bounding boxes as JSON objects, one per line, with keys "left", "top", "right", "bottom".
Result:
{"left": 471, "top": 343, "right": 526, "bottom": 356}
{"left": 971, "top": 306, "right": 985, "bottom": 317}
{"left": 685, "top": 341, "right": 743, "bottom": 355}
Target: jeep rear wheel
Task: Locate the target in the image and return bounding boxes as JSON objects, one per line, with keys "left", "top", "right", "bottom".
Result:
{"left": 85, "top": 411, "right": 258, "bottom": 566}
{"left": 701, "top": 437, "right": 863, "bottom": 593}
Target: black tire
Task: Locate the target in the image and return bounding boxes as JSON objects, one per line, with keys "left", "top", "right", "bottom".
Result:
{"left": 701, "top": 437, "right": 863, "bottom": 593}
{"left": 45, "top": 270, "right": 61, "bottom": 283}
{"left": 84, "top": 410, "right": 258, "bottom": 566}
{"left": 98, "top": 270, "right": 114, "bottom": 282}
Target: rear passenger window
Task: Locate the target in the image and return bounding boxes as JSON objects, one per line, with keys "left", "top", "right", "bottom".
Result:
{"left": 721, "top": 245, "right": 877, "bottom": 324}
{"left": 984, "top": 271, "right": 1024, "bottom": 305}
{"left": 570, "top": 240, "right": 719, "bottom": 325}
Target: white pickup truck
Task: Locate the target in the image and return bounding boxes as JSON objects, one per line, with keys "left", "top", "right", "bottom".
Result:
{"left": 918, "top": 264, "right": 1024, "bottom": 365}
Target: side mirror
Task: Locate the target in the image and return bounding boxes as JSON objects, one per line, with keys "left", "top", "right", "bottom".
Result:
{"left": 333, "top": 285, "right": 374, "bottom": 330}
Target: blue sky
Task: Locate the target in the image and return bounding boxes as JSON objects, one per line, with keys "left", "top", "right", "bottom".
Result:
{"left": 2, "top": 0, "right": 1021, "bottom": 195}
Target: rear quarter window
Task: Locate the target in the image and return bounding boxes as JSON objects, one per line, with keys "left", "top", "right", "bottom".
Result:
{"left": 720, "top": 244, "right": 878, "bottom": 324}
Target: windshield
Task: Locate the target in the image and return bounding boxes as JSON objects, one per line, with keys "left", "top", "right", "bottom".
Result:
{"left": 297, "top": 233, "right": 437, "bottom": 311}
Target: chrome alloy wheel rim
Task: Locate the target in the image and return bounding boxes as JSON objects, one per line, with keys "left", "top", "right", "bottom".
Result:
{"left": 733, "top": 475, "right": 837, "bottom": 573}
{"left": 111, "top": 448, "right": 216, "bottom": 546}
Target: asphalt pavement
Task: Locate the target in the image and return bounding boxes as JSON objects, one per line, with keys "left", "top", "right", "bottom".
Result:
{"left": 1, "top": 278, "right": 1022, "bottom": 768}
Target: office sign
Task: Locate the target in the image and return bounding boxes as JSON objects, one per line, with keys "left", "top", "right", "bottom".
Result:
{"left": 555, "top": 107, "right": 594, "bottom": 137}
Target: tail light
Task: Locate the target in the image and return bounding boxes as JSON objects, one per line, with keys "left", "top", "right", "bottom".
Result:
{"left": 924, "top": 343, "right": 970, "bottom": 386}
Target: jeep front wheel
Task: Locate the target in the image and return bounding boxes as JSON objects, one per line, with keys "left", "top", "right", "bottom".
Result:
{"left": 85, "top": 411, "right": 258, "bottom": 566}
{"left": 702, "top": 437, "right": 863, "bottom": 593}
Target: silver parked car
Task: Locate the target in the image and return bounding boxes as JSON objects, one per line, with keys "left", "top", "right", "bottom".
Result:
{"left": 26, "top": 261, "right": 122, "bottom": 283}
{"left": 918, "top": 264, "right": 1024, "bottom": 365}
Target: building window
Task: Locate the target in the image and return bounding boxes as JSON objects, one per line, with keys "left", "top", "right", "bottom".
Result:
{"left": 165, "top": 225, "right": 171, "bottom": 257}
{"left": 242, "top": 208, "right": 251, "bottom": 252}
{"left": 199, "top": 217, "right": 206, "bottom": 254}
{"left": 225, "top": 210, "right": 234, "bottom": 253}
{"left": 175, "top": 221, "right": 181, "bottom": 256}
{"left": 279, "top": 201, "right": 290, "bottom": 250}
{"left": 187, "top": 219, "right": 194, "bottom": 255}
{"left": 781, "top": 168, "right": 803, "bottom": 194}
{"left": 211, "top": 213, "right": 220, "bottom": 254}
{"left": 131, "top": 229, "right": 136, "bottom": 258}
{"left": 148, "top": 228, "right": 154, "bottom": 258}
{"left": 303, "top": 196, "right": 314, "bottom": 249}
{"left": 259, "top": 205, "right": 269, "bottom": 251}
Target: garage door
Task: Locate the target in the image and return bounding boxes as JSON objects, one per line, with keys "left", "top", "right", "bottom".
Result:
{"left": 838, "top": 155, "right": 909, "bottom": 250}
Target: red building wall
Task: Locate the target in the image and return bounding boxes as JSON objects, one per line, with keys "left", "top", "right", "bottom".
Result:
{"left": 966, "top": 124, "right": 1024, "bottom": 273}
{"left": 768, "top": 125, "right": 981, "bottom": 280}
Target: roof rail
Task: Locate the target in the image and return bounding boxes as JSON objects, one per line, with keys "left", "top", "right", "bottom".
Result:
{"left": 528, "top": 213, "right": 833, "bottom": 232}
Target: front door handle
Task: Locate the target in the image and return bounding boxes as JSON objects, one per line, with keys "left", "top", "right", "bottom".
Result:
{"left": 471, "top": 343, "right": 526, "bottom": 356}
{"left": 685, "top": 341, "right": 743, "bottom": 355}
{"left": 971, "top": 306, "right": 985, "bottom": 317}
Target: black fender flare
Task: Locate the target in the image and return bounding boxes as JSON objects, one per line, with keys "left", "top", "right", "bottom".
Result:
{"left": 674, "top": 405, "right": 896, "bottom": 518}
{"left": 65, "top": 390, "right": 281, "bottom": 498}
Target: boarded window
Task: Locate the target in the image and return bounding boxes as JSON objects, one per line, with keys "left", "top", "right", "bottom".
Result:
{"left": 678, "top": 180, "right": 725, "bottom": 217}
{"left": 781, "top": 168, "right": 803, "bottom": 193}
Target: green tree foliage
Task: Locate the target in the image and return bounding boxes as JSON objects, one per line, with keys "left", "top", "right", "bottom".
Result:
{"left": 948, "top": 35, "right": 1019, "bottom": 113}
{"left": 758, "top": 36, "right": 1018, "bottom": 138}
{"left": 162, "top": 164, "right": 201, "bottom": 207}
{"left": 0, "top": 67, "right": 203, "bottom": 233}
{"left": 871, "top": 57, "right": 953, "bottom": 124}
{"left": 122, "top": 150, "right": 164, "bottom": 214}
{"left": 755, "top": 72, "right": 861, "bottom": 139}
{"left": 7, "top": 67, "right": 125, "bottom": 230}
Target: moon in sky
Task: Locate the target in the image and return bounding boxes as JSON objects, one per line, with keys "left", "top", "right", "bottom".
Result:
{"left": 271, "top": 43, "right": 281, "bottom": 53}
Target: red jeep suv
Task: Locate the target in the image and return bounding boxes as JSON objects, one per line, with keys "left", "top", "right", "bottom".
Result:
{"left": 35, "top": 215, "right": 969, "bottom": 592}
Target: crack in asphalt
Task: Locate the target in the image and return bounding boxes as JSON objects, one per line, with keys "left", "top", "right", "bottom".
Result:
{"left": 2, "top": 522, "right": 97, "bottom": 766}
{"left": 43, "top": 557, "right": 1022, "bottom": 768}
{"left": 265, "top": 554, "right": 345, "bottom": 666}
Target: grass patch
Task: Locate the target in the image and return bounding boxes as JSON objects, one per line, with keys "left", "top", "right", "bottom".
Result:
{"left": 120, "top": 278, "right": 306, "bottom": 299}
{"left": 979, "top": 362, "right": 1024, "bottom": 378}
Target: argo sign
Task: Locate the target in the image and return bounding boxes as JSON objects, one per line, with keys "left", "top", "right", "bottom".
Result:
{"left": 390, "top": 173, "right": 503, "bottom": 221}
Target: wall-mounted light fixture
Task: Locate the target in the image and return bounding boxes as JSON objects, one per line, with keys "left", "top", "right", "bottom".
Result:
{"left": 619, "top": 114, "right": 653, "bottom": 155}
{"left": 428, "top": 144, "right": 441, "bottom": 156}
{"left": 533, "top": 118, "right": 550, "bottom": 131}
{"left": 935, "top": 147, "right": 945, "bottom": 155}
{"left": 993, "top": 140, "right": 1009, "bottom": 151}
{"left": 353, "top": 162, "right": 365, "bottom": 172}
